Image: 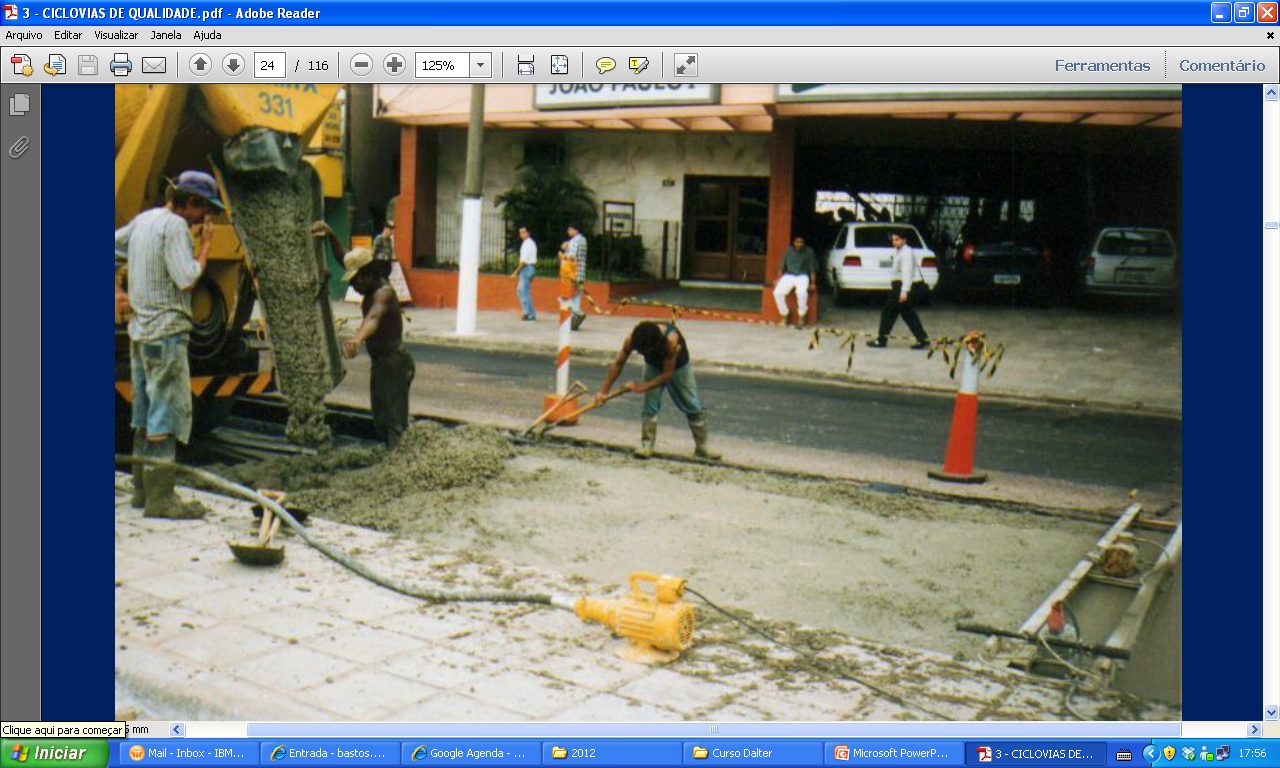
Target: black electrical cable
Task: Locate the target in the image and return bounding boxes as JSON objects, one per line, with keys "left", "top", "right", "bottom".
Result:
{"left": 685, "top": 586, "right": 955, "bottom": 721}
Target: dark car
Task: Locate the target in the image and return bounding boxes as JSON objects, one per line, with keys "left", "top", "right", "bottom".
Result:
{"left": 943, "top": 224, "right": 1057, "bottom": 306}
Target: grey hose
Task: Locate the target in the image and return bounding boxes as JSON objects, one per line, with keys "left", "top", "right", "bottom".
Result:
{"left": 115, "top": 455, "right": 553, "bottom": 606}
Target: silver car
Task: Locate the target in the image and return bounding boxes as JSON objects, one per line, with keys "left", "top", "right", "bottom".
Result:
{"left": 1080, "top": 227, "right": 1180, "bottom": 299}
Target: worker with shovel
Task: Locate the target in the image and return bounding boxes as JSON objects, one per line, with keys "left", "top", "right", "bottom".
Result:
{"left": 595, "top": 321, "right": 721, "bottom": 461}
{"left": 315, "top": 222, "right": 415, "bottom": 447}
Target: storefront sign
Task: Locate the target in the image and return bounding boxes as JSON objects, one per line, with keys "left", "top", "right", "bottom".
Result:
{"left": 536, "top": 84, "right": 718, "bottom": 110}
{"left": 776, "top": 84, "right": 1182, "bottom": 101}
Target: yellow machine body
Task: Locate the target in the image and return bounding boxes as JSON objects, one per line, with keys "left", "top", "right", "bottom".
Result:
{"left": 115, "top": 83, "right": 344, "bottom": 434}
{"left": 574, "top": 572, "right": 695, "bottom": 665}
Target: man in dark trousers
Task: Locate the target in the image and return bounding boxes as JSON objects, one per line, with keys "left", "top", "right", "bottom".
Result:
{"left": 867, "top": 230, "right": 930, "bottom": 349}
{"left": 595, "top": 321, "right": 720, "bottom": 461}
{"left": 315, "top": 222, "right": 415, "bottom": 447}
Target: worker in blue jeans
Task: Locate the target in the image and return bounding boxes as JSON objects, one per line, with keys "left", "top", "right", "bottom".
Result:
{"left": 595, "top": 321, "right": 720, "bottom": 461}
{"left": 513, "top": 226, "right": 538, "bottom": 320}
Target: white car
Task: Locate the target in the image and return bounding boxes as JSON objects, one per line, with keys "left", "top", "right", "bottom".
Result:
{"left": 826, "top": 222, "right": 939, "bottom": 306}
{"left": 1079, "top": 227, "right": 1180, "bottom": 300}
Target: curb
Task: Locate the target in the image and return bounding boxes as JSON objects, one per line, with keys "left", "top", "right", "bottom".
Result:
{"left": 394, "top": 331, "right": 1183, "bottom": 420}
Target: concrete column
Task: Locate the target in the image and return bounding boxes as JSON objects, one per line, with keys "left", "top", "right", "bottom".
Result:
{"left": 455, "top": 84, "right": 486, "bottom": 335}
{"left": 762, "top": 120, "right": 810, "bottom": 323}
{"left": 395, "top": 126, "right": 437, "bottom": 301}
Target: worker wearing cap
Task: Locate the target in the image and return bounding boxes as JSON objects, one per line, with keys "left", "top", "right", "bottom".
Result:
{"left": 595, "top": 321, "right": 721, "bottom": 461}
{"left": 114, "top": 170, "right": 222, "bottom": 519}
{"left": 316, "top": 222, "right": 415, "bottom": 447}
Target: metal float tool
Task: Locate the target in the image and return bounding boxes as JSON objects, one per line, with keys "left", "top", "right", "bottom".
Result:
{"left": 956, "top": 503, "right": 1182, "bottom": 684}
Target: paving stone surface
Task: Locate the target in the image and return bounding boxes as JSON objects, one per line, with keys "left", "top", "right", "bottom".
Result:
{"left": 115, "top": 481, "right": 1180, "bottom": 722}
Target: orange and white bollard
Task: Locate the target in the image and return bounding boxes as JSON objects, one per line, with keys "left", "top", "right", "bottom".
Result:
{"left": 543, "top": 298, "right": 580, "bottom": 424}
{"left": 928, "top": 341, "right": 988, "bottom": 484}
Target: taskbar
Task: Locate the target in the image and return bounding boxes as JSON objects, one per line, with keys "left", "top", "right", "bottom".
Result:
{"left": 2, "top": 736, "right": 1277, "bottom": 768}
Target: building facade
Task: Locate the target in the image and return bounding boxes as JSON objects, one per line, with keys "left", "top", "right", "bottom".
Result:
{"left": 377, "top": 84, "right": 1181, "bottom": 320}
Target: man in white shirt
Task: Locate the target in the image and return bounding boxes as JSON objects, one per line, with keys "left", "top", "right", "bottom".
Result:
{"left": 867, "top": 230, "right": 930, "bottom": 349}
{"left": 514, "top": 226, "right": 538, "bottom": 320}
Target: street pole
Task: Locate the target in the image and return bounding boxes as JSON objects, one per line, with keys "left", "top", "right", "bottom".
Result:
{"left": 455, "top": 84, "right": 485, "bottom": 335}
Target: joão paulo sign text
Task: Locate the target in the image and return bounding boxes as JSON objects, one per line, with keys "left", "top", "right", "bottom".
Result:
{"left": 536, "top": 84, "right": 718, "bottom": 110}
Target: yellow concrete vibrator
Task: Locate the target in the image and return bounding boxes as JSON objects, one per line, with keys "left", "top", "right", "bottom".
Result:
{"left": 552, "top": 572, "right": 696, "bottom": 664}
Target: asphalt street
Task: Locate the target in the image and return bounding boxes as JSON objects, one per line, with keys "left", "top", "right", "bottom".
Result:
{"left": 403, "top": 341, "right": 1181, "bottom": 491}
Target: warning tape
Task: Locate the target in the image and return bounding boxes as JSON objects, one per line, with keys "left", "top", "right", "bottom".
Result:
{"left": 446, "top": 287, "right": 1008, "bottom": 380}
{"left": 808, "top": 328, "right": 1005, "bottom": 379}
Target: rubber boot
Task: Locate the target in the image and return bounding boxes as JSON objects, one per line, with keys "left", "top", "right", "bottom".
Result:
{"left": 688, "top": 413, "right": 722, "bottom": 461}
{"left": 130, "top": 429, "right": 148, "bottom": 509}
{"left": 143, "top": 437, "right": 208, "bottom": 520}
{"left": 634, "top": 416, "right": 658, "bottom": 459}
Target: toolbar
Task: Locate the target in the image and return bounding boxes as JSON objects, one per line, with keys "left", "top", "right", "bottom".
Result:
{"left": 1, "top": 47, "right": 1277, "bottom": 84}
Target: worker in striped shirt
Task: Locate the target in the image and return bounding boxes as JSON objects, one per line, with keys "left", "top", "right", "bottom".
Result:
{"left": 114, "top": 171, "right": 223, "bottom": 519}
{"left": 566, "top": 223, "right": 588, "bottom": 330}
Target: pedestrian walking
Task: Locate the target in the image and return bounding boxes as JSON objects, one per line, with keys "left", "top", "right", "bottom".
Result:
{"left": 566, "top": 223, "right": 588, "bottom": 330}
{"left": 314, "top": 222, "right": 415, "bottom": 447}
{"left": 773, "top": 236, "right": 819, "bottom": 327}
{"left": 867, "top": 230, "right": 930, "bottom": 349}
{"left": 371, "top": 220, "right": 395, "bottom": 264}
{"left": 595, "top": 321, "right": 721, "bottom": 461}
{"left": 513, "top": 226, "right": 538, "bottom": 320}
{"left": 115, "top": 170, "right": 223, "bottom": 519}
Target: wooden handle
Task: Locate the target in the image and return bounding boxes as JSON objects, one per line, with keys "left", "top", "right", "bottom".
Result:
{"left": 265, "top": 516, "right": 283, "bottom": 547}
{"left": 257, "top": 507, "right": 273, "bottom": 543}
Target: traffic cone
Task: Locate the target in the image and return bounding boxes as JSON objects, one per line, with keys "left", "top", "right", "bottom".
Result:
{"left": 928, "top": 344, "right": 988, "bottom": 484}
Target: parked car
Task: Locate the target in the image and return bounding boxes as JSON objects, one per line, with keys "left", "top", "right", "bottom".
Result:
{"left": 1079, "top": 227, "right": 1180, "bottom": 300}
{"left": 826, "top": 222, "right": 939, "bottom": 306}
{"left": 944, "top": 224, "right": 1057, "bottom": 306}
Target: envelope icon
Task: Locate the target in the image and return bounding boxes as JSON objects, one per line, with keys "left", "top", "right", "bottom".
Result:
{"left": 551, "top": 747, "right": 568, "bottom": 760}
{"left": 692, "top": 747, "right": 709, "bottom": 759}
{"left": 142, "top": 57, "right": 166, "bottom": 73}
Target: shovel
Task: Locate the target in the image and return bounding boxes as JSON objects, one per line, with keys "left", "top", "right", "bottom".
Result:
{"left": 534, "top": 386, "right": 631, "bottom": 441}
{"left": 521, "top": 380, "right": 589, "bottom": 438}
{"left": 229, "top": 504, "right": 285, "bottom": 566}
{"left": 250, "top": 489, "right": 309, "bottom": 527}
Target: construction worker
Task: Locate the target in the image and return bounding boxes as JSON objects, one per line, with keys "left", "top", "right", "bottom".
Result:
{"left": 595, "top": 321, "right": 721, "bottom": 461}
{"left": 115, "top": 171, "right": 223, "bottom": 519}
{"left": 315, "top": 222, "right": 415, "bottom": 447}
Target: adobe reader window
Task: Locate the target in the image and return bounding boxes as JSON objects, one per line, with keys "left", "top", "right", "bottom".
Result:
{"left": 0, "top": 0, "right": 1276, "bottom": 764}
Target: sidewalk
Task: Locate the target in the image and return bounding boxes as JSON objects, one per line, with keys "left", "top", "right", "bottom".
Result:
{"left": 114, "top": 478, "right": 1178, "bottom": 722}
{"left": 333, "top": 301, "right": 1182, "bottom": 415}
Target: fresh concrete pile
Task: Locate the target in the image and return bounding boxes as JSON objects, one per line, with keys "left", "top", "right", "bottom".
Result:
{"left": 218, "top": 422, "right": 513, "bottom": 529}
